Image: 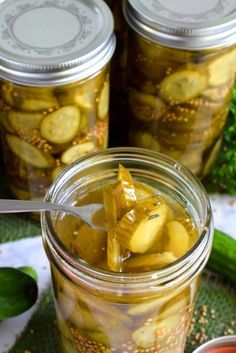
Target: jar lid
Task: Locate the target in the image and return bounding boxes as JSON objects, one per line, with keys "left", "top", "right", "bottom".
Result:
{"left": 192, "top": 335, "right": 236, "bottom": 353}
{"left": 124, "top": 0, "right": 236, "bottom": 50}
{"left": 0, "top": 0, "right": 115, "bottom": 86}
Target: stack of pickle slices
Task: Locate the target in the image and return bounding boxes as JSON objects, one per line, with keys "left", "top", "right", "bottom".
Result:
{"left": 129, "top": 33, "right": 236, "bottom": 176}
{"left": 69, "top": 164, "right": 198, "bottom": 272}
{"left": 0, "top": 67, "right": 109, "bottom": 199}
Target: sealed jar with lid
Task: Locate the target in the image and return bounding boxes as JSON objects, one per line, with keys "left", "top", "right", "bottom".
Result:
{"left": 124, "top": 0, "right": 236, "bottom": 177}
{"left": 0, "top": 0, "right": 115, "bottom": 200}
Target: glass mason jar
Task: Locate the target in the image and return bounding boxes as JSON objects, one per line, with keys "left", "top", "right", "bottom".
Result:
{"left": 124, "top": 0, "right": 236, "bottom": 178}
{"left": 0, "top": 0, "right": 115, "bottom": 200}
{"left": 41, "top": 147, "right": 213, "bottom": 353}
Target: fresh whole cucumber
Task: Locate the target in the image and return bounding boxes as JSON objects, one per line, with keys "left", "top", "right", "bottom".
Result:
{"left": 207, "top": 229, "right": 236, "bottom": 284}
{"left": 0, "top": 267, "right": 38, "bottom": 320}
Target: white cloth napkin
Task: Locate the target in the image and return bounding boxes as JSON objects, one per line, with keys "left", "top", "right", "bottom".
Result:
{"left": 0, "top": 194, "right": 235, "bottom": 352}
{"left": 210, "top": 194, "right": 236, "bottom": 239}
{"left": 0, "top": 236, "right": 51, "bottom": 353}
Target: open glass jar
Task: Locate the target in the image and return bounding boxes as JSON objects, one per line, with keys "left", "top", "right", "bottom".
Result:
{"left": 41, "top": 147, "right": 213, "bottom": 353}
{"left": 124, "top": 0, "right": 236, "bottom": 178}
{"left": 0, "top": 0, "right": 115, "bottom": 200}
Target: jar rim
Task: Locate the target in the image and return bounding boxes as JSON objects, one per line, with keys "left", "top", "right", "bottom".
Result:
{"left": 41, "top": 147, "right": 214, "bottom": 293}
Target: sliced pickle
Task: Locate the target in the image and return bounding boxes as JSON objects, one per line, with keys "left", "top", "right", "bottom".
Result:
{"left": 158, "top": 290, "right": 189, "bottom": 320}
{"left": 132, "top": 322, "right": 157, "bottom": 348}
{"left": 40, "top": 106, "right": 80, "bottom": 144}
{"left": 69, "top": 299, "right": 101, "bottom": 331}
{"left": 207, "top": 49, "right": 236, "bottom": 86}
{"left": 51, "top": 165, "right": 66, "bottom": 181}
{"left": 124, "top": 252, "right": 177, "bottom": 272}
{"left": 129, "top": 90, "right": 166, "bottom": 122}
{"left": 103, "top": 184, "right": 122, "bottom": 271}
{"left": 6, "top": 134, "right": 55, "bottom": 168}
{"left": 58, "top": 291, "right": 76, "bottom": 319}
{"left": 8, "top": 111, "right": 44, "bottom": 135}
{"left": 79, "top": 329, "right": 110, "bottom": 347}
{"left": 113, "top": 164, "right": 137, "bottom": 218}
{"left": 201, "top": 137, "right": 222, "bottom": 177}
{"left": 61, "top": 141, "right": 95, "bottom": 165}
{"left": 0, "top": 112, "right": 15, "bottom": 133}
{"left": 132, "top": 314, "right": 181, "bottom": 348}
{"left": 135, "top": 182, "right": 157, "bottom": 201}
{"left": 72, "top": 91, "right": 94, "bottom": 110}
{"left": 79, "top": 112, "right": 90, "bottom": 135}
{"left": 19, "top": 94, "right": 59, "bottom": 112}
{"left": 70, "top": 224, "right": 107, "bottom": 265}
{"left": 160, "top": 70, "right": 208, "bottom": 104}
{"left": 201, "top": 83, "right": 232, "bottom": 101}
{"left": 116, "top": 200, "right": 168, "bottom": 253}
{"left": 98, "top": 80, "right": 109, "bottom": 119}
{"left": 1, "top": 83, "right": 15, "bottom": 106}
{"left": 131, "top": 131, "right": 161, "bottom": 151}
{"left": 164, "top": 221, "right": 190, "bottom": 257}
{"left": 127, "top": 292, "right": 175, "bottom": 316}
{"left": 60, "top": 90, "right": 94, "bottom": 111}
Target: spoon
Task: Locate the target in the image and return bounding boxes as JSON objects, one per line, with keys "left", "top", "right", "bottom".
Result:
{"left": 0, "top": 199, "right": 105, "bottom": 231}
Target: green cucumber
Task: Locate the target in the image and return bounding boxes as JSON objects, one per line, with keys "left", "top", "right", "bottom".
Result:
{"left": 0, "top": 267, "right": 38, "bottom": 320}
{"left": 17, "top": 266, "right": 38, "bottom": 282}
{"left": 207, "top": 229, "right": 236, "bottom": 284}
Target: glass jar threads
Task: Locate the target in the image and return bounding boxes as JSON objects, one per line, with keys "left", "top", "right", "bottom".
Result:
{"left": 0, "top": 0, "right": 115, "bottom": 200}
{"left": 124, "top": 0, "right": 236, "bottom": 177}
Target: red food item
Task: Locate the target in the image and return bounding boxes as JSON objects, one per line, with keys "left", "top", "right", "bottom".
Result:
{"left": 207, "top": 347, "right": 236, "bottom": 353}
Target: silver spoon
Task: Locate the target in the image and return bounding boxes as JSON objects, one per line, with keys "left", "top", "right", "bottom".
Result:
{"left": 0, "top": 199, "right": 105, "bottom": 231}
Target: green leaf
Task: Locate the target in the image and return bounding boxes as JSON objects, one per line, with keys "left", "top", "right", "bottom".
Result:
{"left": 204, "top": 82, "right": 236, "bottom": 194}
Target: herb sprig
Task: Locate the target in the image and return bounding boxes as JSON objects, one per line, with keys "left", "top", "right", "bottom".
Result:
{"left": 204, "top": 82, "right": 236, "bottom": 194}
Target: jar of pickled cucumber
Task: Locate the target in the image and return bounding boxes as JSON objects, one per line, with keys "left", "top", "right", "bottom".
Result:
{"left": 124, "top": 0, "right": 236, "bottom": 177}
{"left": 0, "top": 0, "right": 115, "bottom": 200}
{"left": 42, "top": 147, "right": 213, "bottom": 353}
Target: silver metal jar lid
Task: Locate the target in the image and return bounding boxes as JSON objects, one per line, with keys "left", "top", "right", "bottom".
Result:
{"left": 124, "top": 0, "right": 236, "bottom": 50}
{"left": 0, "top": 0, "right": 115, "bottom": 86}
{"left": 193, "top": 335, "right": 236, "bottom": 353}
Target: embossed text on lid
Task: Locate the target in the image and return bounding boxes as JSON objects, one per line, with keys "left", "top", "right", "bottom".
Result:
{"left": 0, "top": 0, "right": 115, "bottom": 85}
{"left": 124, "top": 0, "right": 236, "bottom": 50}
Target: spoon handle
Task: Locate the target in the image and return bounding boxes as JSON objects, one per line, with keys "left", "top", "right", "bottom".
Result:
{"left": 0, "top": 199, "right": 64, "bottom": 214}
{"left": 0, "top": 199, "right": 105, "bottom": 231}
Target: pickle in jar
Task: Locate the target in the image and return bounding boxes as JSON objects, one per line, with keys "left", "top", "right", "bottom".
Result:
{"left": 58, "top": 164, "right": 198, "bottom": 270}
{"left": 8, "top": 111, "right": 44, "bottom": 136}
{"left": 97, "top": 80, "right": 109, "bottom": 120}
{"left": 160, "top": 70, "right": 208, "bottom": 104}
{"left": 129, "top": 90, "right": 166, "bottom": 122}
{"left": 40, "top": 106, "right": 80, "bottom": 144}
{"left": 61, "top": 141, "right": 96, "bottom": 165}
{"left": 207, "top": 48, "right": 236, "bottom": 86}
{"left": 6, "top": 134, "right": 55, "bottom": 169}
